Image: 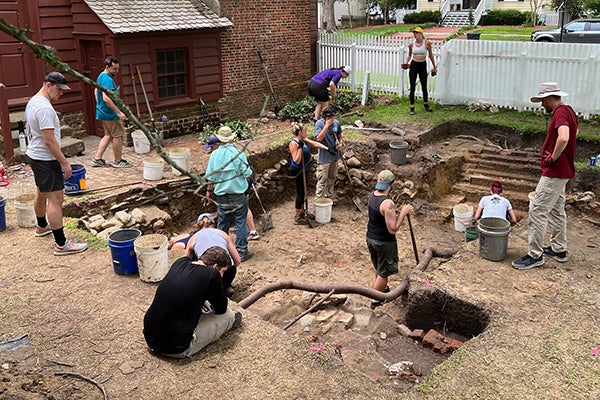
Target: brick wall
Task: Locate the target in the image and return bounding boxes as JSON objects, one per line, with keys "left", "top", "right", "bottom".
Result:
{"left": 218, "top": 0, "right": 316, "bottom": 118}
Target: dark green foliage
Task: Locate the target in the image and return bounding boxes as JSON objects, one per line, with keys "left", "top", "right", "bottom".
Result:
{"left": 481, "top": 10, "right": 528, "bottom": 26}
{"left": 402, "top": 11, "right": 441, "bottom": 24}
{"left": 198, "top": 120, "right": 253, "bottom": 143}
{"left": 277, "top": 90, "right": 367, "bottom": 122}
{"left": 277, "top": 97, "right": 317, "bottom": 121}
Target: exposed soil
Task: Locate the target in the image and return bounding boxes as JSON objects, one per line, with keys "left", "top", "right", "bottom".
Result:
{"left": 1, "top": 117, "right": 600, "bottom": 400}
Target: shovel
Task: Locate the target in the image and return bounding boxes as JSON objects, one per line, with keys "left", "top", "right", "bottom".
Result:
{"left": 407, "top": 213, "right": 420, "bottom": 265}
{"left": 340, "top": 153, "right": 364, "bottom": 213}
{"left": 256, "top": 49, "right": 282, "bottom": 113}
{"left": 251, "top": 182, "right": 273, "bottom": 231}
{"left": 301, "top": 156, "right": 315, "bottom": 228}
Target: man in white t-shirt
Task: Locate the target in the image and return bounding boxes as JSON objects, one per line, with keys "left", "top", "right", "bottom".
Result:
{"left": 474, "top": 181, "right": 517, "bottom": 224}
{"left": 25, "top": 72, "right": 87, "bottom": 256}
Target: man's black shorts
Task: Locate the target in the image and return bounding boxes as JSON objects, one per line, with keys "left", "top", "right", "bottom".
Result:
{"left": 27, "top": 156, "right": 64, "bottom": 192}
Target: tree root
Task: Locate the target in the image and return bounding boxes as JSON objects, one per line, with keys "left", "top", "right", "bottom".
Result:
{"left": 238, "top": 247, "right": 457, "bottom": 309}
{"left": 55, "top": 372, "right": 108, "bottom": 400}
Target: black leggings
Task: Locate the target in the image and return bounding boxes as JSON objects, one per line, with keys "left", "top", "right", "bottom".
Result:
{"left": 409, "top": 60, "right": 428, "bottom": 105}
{"left": 289, "top": 166, "right": 305, "bottom": 210}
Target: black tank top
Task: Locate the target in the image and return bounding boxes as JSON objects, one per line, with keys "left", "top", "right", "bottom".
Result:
{"left": 366, "top": 192, "right": 395, "bottom": 242}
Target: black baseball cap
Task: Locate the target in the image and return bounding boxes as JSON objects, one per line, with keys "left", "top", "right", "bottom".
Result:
{"left": 44, "top": 72, "right": 71, "bottom": 90}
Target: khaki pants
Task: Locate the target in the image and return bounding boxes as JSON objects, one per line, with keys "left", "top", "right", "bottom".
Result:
{"left": 166, "top": 307, "right": 236, "bottom": 358}
{"left": 315, "top": 161, "right": 338, "bottom": 199}
{"left": 528, "top": 176, "right": 568, "bottom": 258}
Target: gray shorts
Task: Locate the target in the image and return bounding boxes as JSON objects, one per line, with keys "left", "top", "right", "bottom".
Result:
{"left": 366, "top": 237, "right": 399, "bottom": 278}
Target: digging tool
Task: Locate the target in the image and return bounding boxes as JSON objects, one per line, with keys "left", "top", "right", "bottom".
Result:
{"left": 135, "top": 66, "right": 161, "bottom": 143}
{"left": 129, "top": 64, "right": 140, "bottom": 118}
{"left": 199, "top": 98, "right": 211, "bottom": 127}
{"left": 301, "top": 155, "right": 315, "bottom": 228}
{"left": 251, "top": 182, "right": 273, "bottom": 231}
{"left": 256, "top": 49, "right": 282, "bottom": 113}
{"left": 340, "top": 153, "right": 364, "bottom": 212}
{"left": 407, "top": 213, "right": 420, "bottom": 265}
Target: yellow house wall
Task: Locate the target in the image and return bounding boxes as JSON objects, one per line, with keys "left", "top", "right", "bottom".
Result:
{"left": 416, "top": 0, "right": 550, "bottom": 12}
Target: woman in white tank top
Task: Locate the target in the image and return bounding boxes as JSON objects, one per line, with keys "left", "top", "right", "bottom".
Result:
{"left": 403, "top": 27, "right": 437, "bottom": 115}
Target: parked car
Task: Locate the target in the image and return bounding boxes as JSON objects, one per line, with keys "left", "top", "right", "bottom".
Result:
{"left": 531, "top": 18, "right": 600, "bottom": 43}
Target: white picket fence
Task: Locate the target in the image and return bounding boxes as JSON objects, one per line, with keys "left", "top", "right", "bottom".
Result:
{"left": 318, "top": 33, "right": 600, "bottom": 117}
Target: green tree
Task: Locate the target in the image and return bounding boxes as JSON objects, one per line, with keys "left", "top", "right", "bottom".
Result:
{"left": 583, "top": 0, "right": 600, "bottom": 16}
{"left": 550, "top": 0, "right": 585, "bottom": 23}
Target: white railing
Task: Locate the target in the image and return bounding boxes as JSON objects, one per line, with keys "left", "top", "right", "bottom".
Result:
{"left": 440, "top": 0, "right": 451, "bottom": 20}
{"left": 318, "top": 34, "right": 600, "bottom": 117}
{"left": 473, "top": 1, "right": 485, "bottom": 25}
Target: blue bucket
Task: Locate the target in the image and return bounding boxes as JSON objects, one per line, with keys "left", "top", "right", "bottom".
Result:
{"left": 108, "top": 229, "right": 142, "bottom": 275}
{"left": 64, "top": 164, "right": 86, "bottom": 195}
{"left": 0, "top": 196, "right": 6, "bottom": 232}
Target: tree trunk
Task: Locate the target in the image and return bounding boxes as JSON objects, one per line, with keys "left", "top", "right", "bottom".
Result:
{"left": 322, "top": 0, "right": 337, "bottom": 33}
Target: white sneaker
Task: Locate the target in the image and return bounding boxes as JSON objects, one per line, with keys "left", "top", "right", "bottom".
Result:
{"left": 248, "top": 231, "right": 260, "bottom": 240}
{"left": 54, "top": 240, "right": 88, "bottom": 256}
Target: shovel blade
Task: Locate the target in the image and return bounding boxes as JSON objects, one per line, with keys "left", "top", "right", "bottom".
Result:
{"left": 256, "top": 212, "right": 274, "bottom": 232}
{"left": 352, "top": 196, "right": 365, "bottom": 213}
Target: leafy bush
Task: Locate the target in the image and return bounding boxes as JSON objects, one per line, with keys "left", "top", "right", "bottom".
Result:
{"left": 403, "top": 11, "right": 441, "bottom": 24}
{"left": 198, "top": 120, "right": 253, "bottom": 143}
{"left": 277, "top": 90, "right": 366, "bottom": 122}
{"left": 482, "top": 10, "right": 528, "bottom": 25}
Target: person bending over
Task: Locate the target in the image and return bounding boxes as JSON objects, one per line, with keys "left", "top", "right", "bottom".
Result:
{"left": 143, "top": 246, "right": 241, "bottom": 358}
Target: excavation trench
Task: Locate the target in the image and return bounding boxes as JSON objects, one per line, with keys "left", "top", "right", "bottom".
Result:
{"left": 62, "top": 120, "right": 596, "bottom": 392}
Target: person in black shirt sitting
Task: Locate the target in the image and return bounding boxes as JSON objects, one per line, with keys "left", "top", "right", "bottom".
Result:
{"left": 143, "top": 246, "right": 241, "bottom": 357}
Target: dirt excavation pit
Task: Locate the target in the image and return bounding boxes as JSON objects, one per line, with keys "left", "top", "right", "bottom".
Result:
{"left": 44, "top": 119, "right": 597, "bottom": 396}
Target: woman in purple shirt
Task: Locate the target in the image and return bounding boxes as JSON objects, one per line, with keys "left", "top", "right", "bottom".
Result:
{"left": 308, "top": 65, "right": 351, "bottom": 120}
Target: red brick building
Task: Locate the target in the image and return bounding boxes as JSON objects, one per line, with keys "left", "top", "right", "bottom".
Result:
{"left": 0, "top": 0, "right": 317, "bottom": 138}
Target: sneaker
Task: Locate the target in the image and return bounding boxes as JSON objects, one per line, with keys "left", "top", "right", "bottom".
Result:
{"left": 91, "top": 158, "right": 107, "bottom": 167}
{"left": 424, "top": 103, "right": 433, "bottom": 112}
{"left": 232, "top": 310, "right": 243, "bottom": 329}
{"left": 409, "top": 109, "right": 415, "bottom": 115}
{"left": 240, "top": 253, "right": 253, "bottom": 262}
{"left": 370, "top": 286, "right": 390, "bottom": 309}
{"left": 512, "top": 254, "right": 544, "bottom": 270}
{"left": 542, "top": 247, "right": 568, "bottom": 262}
{"left": 112, "top": 159, "right": 133, "bottom": 168}
{"left": 248, "top": 231, "right": 261, "bottom": 241}
{"left": 53, "top": 240, "right": 88, "bottom": 256}
{"left": 294, "top": 216, "right": 309, "bottom": 225}
{"left": 35, "top": 225, "right": 52, "bottom": 237}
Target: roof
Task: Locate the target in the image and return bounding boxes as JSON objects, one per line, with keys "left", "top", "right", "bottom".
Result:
{"left": 83, "top": 0, "right": 233, "bottom": 34}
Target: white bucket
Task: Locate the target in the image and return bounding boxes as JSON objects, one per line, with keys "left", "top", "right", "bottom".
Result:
{"left": 134, "top": 234, "right": 169, "bottom": 282}
{"left": 528, "top": 191, "right": 536, "bottom": 210}
{"left": 452, "top": 203, "right": 474, "bottom": 232}
{"left": 143, "top": 158, "right": 164, "bottom": 181}
{"left": 14, "top": 194, "right": 37, "bottom": 228}
{"left": 132, "top": 130, "right": 151, "bottom": 154}
{"left": 314, "top": 198, "right": 333, "bottom": 224}
{"left": 168, "top": 147, "right": 191, "bottom": 176}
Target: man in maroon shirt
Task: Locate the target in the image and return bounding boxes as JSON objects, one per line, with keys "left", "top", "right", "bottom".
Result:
{"left": 512, "top": 82, "right": 578, "bottom": 270}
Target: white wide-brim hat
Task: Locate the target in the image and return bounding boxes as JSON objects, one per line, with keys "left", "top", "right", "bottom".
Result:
{"left": 215, "top": 126, "right": 235, "bottom": 142}
{"left": 530, "top": 82, "right": 568, "bottom": 102}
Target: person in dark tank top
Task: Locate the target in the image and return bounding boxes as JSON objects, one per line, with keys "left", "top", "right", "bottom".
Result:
{"left": 366, "top": 170, "right": 414, "bottom": 308}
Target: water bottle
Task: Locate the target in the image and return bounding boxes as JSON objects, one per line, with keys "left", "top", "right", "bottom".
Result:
{"left": 18, "top": 121, "right": 26, "bottom": 152}
{"left": 19, "top": 131, "right": 27, "bottom": 152}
